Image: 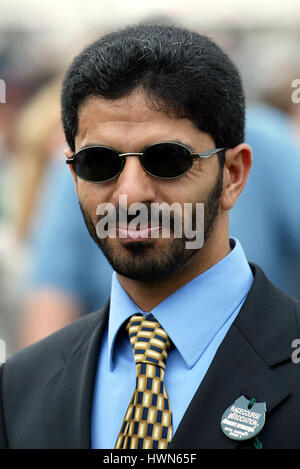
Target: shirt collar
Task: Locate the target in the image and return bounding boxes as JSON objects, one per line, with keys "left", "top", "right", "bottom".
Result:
{"left": 107, "top": 238, "right": 253, "bottom": 371}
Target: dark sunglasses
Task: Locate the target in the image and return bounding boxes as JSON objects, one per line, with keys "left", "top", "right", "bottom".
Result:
{"left": 66, "top": 142, "right": 226, "bottom": 183}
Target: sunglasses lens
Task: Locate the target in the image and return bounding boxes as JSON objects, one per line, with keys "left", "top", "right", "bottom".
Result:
{"left": 73, "top": 147, "right": 122, "bottom": 182}
{"left": 142, "top": 143, "right": 192, "bottom": 178}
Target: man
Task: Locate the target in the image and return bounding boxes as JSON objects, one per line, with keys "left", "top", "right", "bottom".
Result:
{"left": 1, "top": 23, "right": 300, "bottom": 449}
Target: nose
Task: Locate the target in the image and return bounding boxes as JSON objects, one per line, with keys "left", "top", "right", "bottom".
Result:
{"left": 112, "top": 156, "right": 157, "bottom": 207}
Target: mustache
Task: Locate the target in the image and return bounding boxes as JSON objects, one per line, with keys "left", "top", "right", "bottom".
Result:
{"left": 96, "top": 202, "right": 181, "bottom": 227}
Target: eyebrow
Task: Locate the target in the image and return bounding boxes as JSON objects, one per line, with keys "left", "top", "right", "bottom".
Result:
{"left": 170, "top": 140, "right": 195, "bottom": 152}
{"left": 78, "top": 140, "right": 196, "bottom": 153}
{"left": 79, "top": 142, "right": 108, "bottom": 151}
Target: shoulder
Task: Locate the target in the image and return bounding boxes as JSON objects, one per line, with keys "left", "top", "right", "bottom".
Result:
{"left": 2, "top": 305, "right": 108, "bottom": 381}
{"left": 251, "top": 262, "right": 300, "bottom": 300}
{"left": 237, "top": 263, "right": 300, "bottom": 362}
{"left": 247, "top": 262, "right": 300, "bottom": 322}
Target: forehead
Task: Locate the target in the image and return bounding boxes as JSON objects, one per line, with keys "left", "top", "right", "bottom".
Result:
{"left": 75, "top": 89, "right": 215, "bottom": 152}
{"left": 78, "top": 89, "right": 176, "bottom": 125}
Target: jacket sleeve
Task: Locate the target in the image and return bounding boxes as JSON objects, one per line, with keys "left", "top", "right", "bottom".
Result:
{"left": 0, "top": 364, "right": 8, "bottom": 449}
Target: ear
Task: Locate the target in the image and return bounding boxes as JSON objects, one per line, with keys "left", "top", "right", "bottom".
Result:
{"left": 221, "top": 143, "right": 252, "bottom": 211}
{"left": 64, "top": 147, "right": 79, "bottom": 197}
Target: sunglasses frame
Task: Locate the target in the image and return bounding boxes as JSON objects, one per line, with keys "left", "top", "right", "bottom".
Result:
{"left": 66, "top": 141, "right": 226, "bottom": 183}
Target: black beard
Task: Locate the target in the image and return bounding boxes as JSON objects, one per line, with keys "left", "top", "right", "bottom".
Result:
{"left": 79, "top": 166, "right": 223, "bottom": 282}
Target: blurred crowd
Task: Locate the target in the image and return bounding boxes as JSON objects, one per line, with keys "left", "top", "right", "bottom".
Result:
{"left": 0, "top": 20, "right": 300, "bottom": 358}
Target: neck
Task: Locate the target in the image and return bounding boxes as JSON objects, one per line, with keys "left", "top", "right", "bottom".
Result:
{"left": 117, "top": 222, "right": 231, "bottom": 312}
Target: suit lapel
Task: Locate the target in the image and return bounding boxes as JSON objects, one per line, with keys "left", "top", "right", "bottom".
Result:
{"left": 169, "top": 323, "right": 290, "bottom": 449}
{"left": 45, "top": 304, "right": 109, "bottom": 448}
{"left": 169, "top": 264, "right": 293, "bottom": 449}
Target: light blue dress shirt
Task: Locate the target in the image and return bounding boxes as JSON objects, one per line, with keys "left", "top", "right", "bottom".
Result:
{"left": 91, "top": 238, "right": 253, "bottom": 448}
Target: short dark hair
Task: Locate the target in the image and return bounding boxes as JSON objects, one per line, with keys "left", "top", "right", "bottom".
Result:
{"left": 61, "top": 23, "right": 245, "bottom": 159}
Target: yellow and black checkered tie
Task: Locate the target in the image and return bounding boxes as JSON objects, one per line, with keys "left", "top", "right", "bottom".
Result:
{"left": 115, "top": 315, "right": 173, "bottom": 449}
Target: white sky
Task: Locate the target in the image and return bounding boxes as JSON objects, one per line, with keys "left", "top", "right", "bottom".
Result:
{"left": 1, "top": 0, "right": 300, "bottom": 32}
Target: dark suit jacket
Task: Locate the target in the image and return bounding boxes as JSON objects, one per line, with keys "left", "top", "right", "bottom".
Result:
{"left": 1, "top": 263, "right": 300, "bottom": 449}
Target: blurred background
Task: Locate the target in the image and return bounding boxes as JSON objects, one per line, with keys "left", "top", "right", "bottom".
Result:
{"left": 1, "top": 0, "right": 300, "bottom": 359}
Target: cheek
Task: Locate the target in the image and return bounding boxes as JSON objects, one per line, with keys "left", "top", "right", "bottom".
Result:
{"left": 77, "top": 181, "right": 106, "bottom": 215}
{"left": 161, "top": 173, "right": 205, "bottom": 205}
{"left": 165, "top": 176, "right": 218, "bottom": 207}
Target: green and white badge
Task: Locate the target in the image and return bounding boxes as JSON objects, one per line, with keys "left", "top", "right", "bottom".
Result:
{"left": 221, "top": 395, "right": 266, "bottom": 441}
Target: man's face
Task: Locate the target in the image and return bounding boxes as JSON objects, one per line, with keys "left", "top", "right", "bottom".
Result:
{"left": 71, "top": 89, "right": 224, "bottom": 281}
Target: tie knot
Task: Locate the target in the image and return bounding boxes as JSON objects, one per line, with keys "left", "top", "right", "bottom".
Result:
{"left": 126, "top": 315, "right": 171, "bottom": 369}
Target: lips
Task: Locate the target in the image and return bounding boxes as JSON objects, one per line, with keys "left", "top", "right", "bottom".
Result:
{"left": 116, "top": 224, "right": 161, "bottom": 239}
